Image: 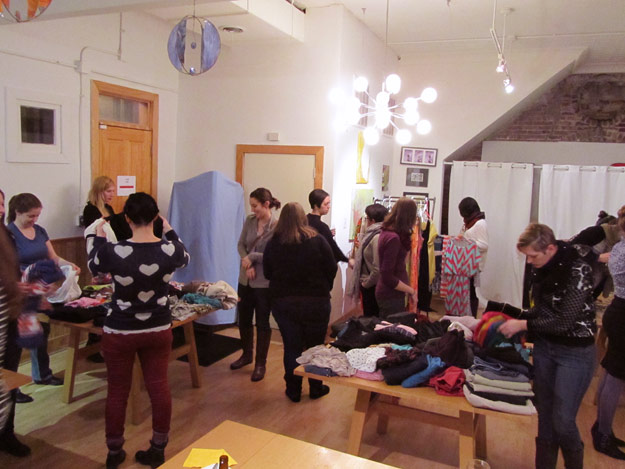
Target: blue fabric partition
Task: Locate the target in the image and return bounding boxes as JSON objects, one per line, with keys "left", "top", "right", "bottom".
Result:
{"left": 168, "top": 171, "right": 245, "bottom": 325}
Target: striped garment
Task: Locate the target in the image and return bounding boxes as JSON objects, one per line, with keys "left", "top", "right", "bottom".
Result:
{"left": 441, "top": 238, "right": 481, "bottom": 316}
{"left": 0, "top": 283, "right": 11, "bottom": 430}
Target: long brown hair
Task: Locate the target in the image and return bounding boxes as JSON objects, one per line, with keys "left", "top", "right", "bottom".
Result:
{"left": 88, "top": 176, "right": 114, "bottom": 215}
{"left": 273, "top": 202, "right": 317, "bottom": 244}
{"left": 383, "top": 197, "right": 417, "bottom": 237}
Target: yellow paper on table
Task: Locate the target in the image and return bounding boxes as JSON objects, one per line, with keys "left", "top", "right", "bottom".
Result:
{"left": 183, "top": 448, "right": 237, "bottom": 467}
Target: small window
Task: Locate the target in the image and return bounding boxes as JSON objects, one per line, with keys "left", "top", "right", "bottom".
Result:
{"left": 99, "top": 95, "right": 146, "bottom": 125}
{"left": 20, "top": 106, "right": 55, "bottom": 144}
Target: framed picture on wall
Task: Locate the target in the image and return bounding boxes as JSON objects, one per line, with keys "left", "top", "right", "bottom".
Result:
{"left": 400, "top": 146, "right": 438, "bottom": 167}
{"left": 405, "top": 167, "right": 429, "bottom": 187}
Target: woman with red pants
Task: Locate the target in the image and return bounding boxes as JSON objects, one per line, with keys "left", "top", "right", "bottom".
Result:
{"left": 88, "top": 193, "right": 189, "bottom": 469}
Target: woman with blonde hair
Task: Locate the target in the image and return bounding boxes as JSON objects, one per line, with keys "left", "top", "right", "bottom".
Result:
{"left": 263, "top": 202, "right": 337, "bottom": 402}
{"left": 83, "top": 176, "right": 115, "bottom": 227}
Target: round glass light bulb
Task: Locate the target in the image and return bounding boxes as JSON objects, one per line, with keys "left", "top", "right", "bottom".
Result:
{"left": 376, "top": 91, "right": 390, "bottom": 105}
{"left": 403, "top": 97, "right": 418, "bottom": 111}
{"left": 385, "top": 74, "right": 401, "bottom": 94}
{"left": 363, "top": 127, "right": 380, "bottom": 145}
{"left": 395, "top": 129, "right": 411, "bottom": 145}
{"left": 420, "top": 87, "right": 438, "bottom": 104}
{"left": 403, "top": 109, "right": 420, "bottom": 125}
{"left": 348, "top": 96, "right": 362, "bottom": 111}
{"left": 416, "top": 119, "right": 432, "bottom": 135}
{"left": 328, "top": 87, "right": 345, "bottom": 105}
{"left": 354, "top": 76, "right": 368, "bottom": 93}
{"left": 375, "top": 109, "right": 392, "bottom": 129}
{"left": 505, "top": 83, "right": 515, "bottom": 94}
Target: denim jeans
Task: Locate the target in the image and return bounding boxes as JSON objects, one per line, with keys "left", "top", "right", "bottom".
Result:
{"left": 28, "top": 321, "right": 53, "bottom": 381}
{"left": 533, "top": 338, "right": 595, "bottom": 454}
{"left": 272, "top": 297, "right": 330, "bottom": 393}
{"left": 237, "top": 284, "right": 272, "bottom": 331}
{"left": 102, "top": 328, "right": 172, "bottom": 451}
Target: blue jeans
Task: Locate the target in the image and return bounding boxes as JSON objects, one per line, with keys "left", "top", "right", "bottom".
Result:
{"left": 272, "top": 297, "right": 330, "bottom": 393}
{"left": 533, "top": 338, "right": 595, "bottom": 453}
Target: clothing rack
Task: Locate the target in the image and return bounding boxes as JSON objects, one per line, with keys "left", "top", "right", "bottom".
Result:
{"left": 374, "top": 195, "right": 435, "bottom": 219}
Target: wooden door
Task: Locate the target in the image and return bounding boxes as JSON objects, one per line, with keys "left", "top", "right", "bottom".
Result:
{"left": 98, "top": 126, "right": 152, "bottom": 213}
{"left": 91, "top": 80, "right": 159, "bottom": 212}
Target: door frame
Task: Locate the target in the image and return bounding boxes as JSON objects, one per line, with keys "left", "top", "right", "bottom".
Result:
{"left": 236, "top": 144, "right": 324, "bottom": 188}
{"left": 90, "top": 80, "right": 159, "bottom": 196}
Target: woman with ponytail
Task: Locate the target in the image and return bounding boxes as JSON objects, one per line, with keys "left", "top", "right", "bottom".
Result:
{"left": 230, "top": 188, "right": 280, "bottom": 382}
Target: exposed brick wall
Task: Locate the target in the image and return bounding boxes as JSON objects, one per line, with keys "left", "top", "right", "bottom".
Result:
{"left": 490, "top": 73, "right": 625, "bottom": 143}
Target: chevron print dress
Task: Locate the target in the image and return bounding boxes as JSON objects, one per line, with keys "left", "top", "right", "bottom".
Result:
{"left": 441, "top": 238, "right": 481, "bottom": 316}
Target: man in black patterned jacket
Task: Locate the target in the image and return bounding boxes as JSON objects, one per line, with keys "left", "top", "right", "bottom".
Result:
{"left": 499, "top": 223, "right": 596, "bottom": 469}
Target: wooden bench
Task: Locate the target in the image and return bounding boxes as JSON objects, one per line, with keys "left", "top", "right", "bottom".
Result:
{"left": 295, "top": 366, "right": 534, "bottom": 468}
{"left": 160, "top": 420, "right": 399, "bottom": 468}
{"left": 50, "top": 310, "right": 213, "bottom": 424}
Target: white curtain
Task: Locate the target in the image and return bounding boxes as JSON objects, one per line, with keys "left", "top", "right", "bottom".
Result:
{"left": 449, "top": 161, "right": 534, "bottom": 307}
{"left": 538, "top": 165, "right": 625, "bottom": 239}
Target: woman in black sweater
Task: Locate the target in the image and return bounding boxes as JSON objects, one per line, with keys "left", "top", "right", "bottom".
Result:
{"left": 306, "top": 189, "right": 348, "bottom": 263}
{"left": 263, "top": 202, "right": 337, "bottom": 402}
{"left": 83, "top": 176, "right": 116, "bottom": 227}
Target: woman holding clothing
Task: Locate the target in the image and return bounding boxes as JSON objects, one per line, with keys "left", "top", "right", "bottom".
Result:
{"left": 307, "top": 189, "right": 348, "bottom": 263}
{"left": 592, "top": 205, "right": 625, "bottom": 460}
{"left": 88, "top": 192, "right": 189, "bottom": 469}
{"left": 263, "top": 203, "right": 337, "bottom": 402}
{"left": 230, "top": 188, "right": 280, "bottom": 382}
{"left": 499, "top": 223, "right": 596, "bottom": 469}
{"left": 375, "top": 198, "right": 418, "bottom": 318}
{"left": 7, "top": 193, "right": 79, "bottom": 388}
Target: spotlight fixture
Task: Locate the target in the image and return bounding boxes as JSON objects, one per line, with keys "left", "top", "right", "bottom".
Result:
{"left": 490, "top": 2, "right": 515, "bottom": 93}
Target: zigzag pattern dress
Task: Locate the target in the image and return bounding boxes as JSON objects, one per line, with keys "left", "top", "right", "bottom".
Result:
{"left": 441, "top": 238, "right": 481, "bottom": 316}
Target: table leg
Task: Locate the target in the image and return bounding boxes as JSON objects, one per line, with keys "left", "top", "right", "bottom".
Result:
{"left": 376, "top": 395, "right": 393, "bottom": 435}
{"left": 182, "top": 322, "right": 201, "bottom": 388}
{"left": 475, "top": 414, "right": 487, "bottom": 460}
{"left": 458, "top": 410, "right": 476, "bottom": 469}
{"left": 347, "top": 389, "right": 371, "bottom": 455}
{"left": 62, "top": 328, "right": 81, "bottom": 404}
{"left": 129, "top": 358, "right": 142, "bottom": 425}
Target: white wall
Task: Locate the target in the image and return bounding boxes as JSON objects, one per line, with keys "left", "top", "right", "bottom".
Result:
{"left": 392, "top": 47, "right": 586, "bottom": 231}
{"left": 0, "top": 12, "right": 179, "bottom": 238}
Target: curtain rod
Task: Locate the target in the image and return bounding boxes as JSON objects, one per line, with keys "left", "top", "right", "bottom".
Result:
{"left": 443, "top": 161, "right": 625, "bottom": 172}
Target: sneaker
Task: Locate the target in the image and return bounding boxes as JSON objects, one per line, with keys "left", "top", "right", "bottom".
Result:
{"left": 34, "top": 375, "right": 63, "bottom": 386}
{"left": 0, "top": 432, "right": 31, "bottom": 457}
{"left": 106, "top": 449, "right": 126, "bottom": 469}
{"left": 15, "top": 389, "right": 34, "bottom": 404}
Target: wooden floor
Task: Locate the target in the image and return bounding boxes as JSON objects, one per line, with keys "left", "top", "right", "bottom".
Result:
{"left": 2, "top": 326, "right": 624, "bottom": 469}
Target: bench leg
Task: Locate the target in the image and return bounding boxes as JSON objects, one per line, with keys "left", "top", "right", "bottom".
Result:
{"left": 458, "top": 410, "right": 476, "bottom": 469}
{"left": 475, "top": 414, "right": 487, "bottom": 460}
{"left": 62, "top": 328, "right": 81, "bottom": 404}
{"left": 347, "top": 389, "right": 371, "bottom": 455}
{"left": 182, "top": 322, "right": 201, "bottom": 388}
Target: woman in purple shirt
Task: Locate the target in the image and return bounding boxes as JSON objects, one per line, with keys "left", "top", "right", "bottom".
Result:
{"left": 375, "top": 198, "right": 418, "bottom": 318}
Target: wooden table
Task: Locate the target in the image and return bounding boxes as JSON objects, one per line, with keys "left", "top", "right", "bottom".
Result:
{"left": 295, "top": 366, "right": 533, "bottom": 468}
{"left": 2, "top": 368, "right": 31, "bottom": 390}
{"left": 160, "top": 420, "right": 399, "bottom": 468}
{"left": 50, "top": 311, "right": 210, "bottom": 424}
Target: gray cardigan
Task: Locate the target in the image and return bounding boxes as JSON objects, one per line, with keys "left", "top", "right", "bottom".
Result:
{"left": 237, "top": 214, "right": 276, "bottom": 288}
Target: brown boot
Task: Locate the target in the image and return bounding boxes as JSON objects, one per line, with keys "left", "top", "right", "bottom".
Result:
{"left": 230, "top": 327, "right": 254, "bottom": 370}
{"left": 251, "top": 329, "right": 271, "bottom": 382}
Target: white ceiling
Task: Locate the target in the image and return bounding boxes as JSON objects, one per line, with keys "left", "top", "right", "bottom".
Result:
{"left": 5, "top": 0, "right": 625, "bottom": 67}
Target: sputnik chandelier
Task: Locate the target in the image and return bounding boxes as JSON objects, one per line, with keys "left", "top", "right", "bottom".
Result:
{"left": 331, "top": 75, "right": 437, "bottom": 146}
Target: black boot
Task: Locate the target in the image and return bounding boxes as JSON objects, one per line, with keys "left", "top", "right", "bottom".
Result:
{"left": 535, "top": 437, "right": 559, "bottom": 469}
{"left": 106, "top": 449, "right": 126, "bottom": 469}
{"left": 285, "top": 374, "right": 302, "bottom": 403}
{"left": 135, "top": 441, "right": 166, "bottom": 468}
{"left": 251, "top": 329, "right": 271, "bottom": 382}
{"left": 230, "top": 327, "right": 254, "bottom": 370}
{"left": 561, "top": 442, "right": 584, "bottom": 469}
{"left": 594, "top": 430, "right": 625, "bottom": 460}
{"left": 592, "top": 421, "right": 625, "bottom": 448}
